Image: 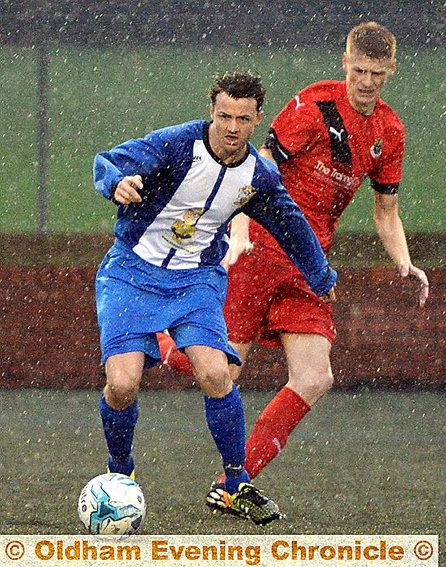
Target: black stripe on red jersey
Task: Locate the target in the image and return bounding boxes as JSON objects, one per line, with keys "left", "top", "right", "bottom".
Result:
{"left": 264, "top": 128, "right": 291, "bottom": 165}
{"left": 371, "top": 179, "right": 400, "bottom": 194}
{"left": 316, "top": 101, "right": 352, "bottom": 167}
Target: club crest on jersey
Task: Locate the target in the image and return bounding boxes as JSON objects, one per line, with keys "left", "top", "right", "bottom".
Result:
{"left": 234, "top": 184, "right": 256, "bottom": 207}
{"left": 370, "top": 138, "right": 383, "bottom": 158}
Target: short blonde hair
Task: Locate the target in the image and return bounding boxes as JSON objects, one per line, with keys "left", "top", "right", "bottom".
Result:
{"left": 346, "top": 22, "right": 396, "bottom": 60}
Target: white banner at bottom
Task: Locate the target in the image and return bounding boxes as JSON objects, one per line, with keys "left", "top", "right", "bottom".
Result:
{"left": 0, "top": 534, "right": 438, "bottom": 566}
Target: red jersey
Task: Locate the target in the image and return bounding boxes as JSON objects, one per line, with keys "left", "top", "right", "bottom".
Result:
{"left": 251, "top": 80, "right": 405, "bottom": 254}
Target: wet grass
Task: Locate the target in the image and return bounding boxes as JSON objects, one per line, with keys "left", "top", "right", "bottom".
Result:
{"left": 0, "top": 388, "right": 443, "bottom": 546}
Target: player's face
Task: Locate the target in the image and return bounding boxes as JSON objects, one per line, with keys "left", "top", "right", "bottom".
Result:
{"left": 343, "top": 51, "right": 396, "bottom": 115}
{"left": 209, "top": 92, "right": 264, "bottom": 164}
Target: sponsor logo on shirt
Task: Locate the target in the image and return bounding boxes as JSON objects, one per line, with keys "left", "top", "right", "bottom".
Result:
{"left": 329, "top": 126, "right": 346, "bottom": 142}
{"left": 294, "top": 95, "right": 304, "bottom": 109}
{"left": 314, "top": 160, "right": 361, "bottom": 188}
{"left": 162, "top": 208, "right": 205, "bottom": 253}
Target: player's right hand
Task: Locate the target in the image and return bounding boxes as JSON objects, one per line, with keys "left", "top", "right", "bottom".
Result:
{"left": 113, "top": 175, "right": 143, "bottom": 204}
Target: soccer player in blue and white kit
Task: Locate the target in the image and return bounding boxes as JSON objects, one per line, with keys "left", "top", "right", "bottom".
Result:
{"left": 93, "top": 71, "right": 337, "bottom": 525}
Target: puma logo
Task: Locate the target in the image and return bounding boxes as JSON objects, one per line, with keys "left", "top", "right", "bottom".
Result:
{"left": 329, "top": 126, "right": 345, "bottom": 142}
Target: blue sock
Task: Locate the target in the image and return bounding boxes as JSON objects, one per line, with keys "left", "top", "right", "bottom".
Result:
{"left": 99, "top": 394, "right": 138, "bottom": 476}
{"left": 204, "top": 385, "right": 250, "bottom": 494}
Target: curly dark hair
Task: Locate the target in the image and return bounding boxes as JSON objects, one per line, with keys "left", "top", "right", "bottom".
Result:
{"left": 208, "top": 71, "right": 265, "bottom": 111}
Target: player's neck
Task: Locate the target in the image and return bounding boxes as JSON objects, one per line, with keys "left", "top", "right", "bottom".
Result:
{"left": 209, "top": 138, "right": 249, "bottom": 165}
{"left": 349, "top": 99, "right": 375, "bottom": 116}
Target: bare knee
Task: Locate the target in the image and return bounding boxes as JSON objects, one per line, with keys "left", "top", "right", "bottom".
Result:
{"left": 311, "top": 368, "right": 334, "bottom": 398}
{"left": 288, "top": 367, "right": 334, "bottom": 407}
{"left": 104, "top": 379, "right": 139, "bottom": 410}
{"left": 282, "top": 334, "right": 333, "bottom": 406}
{"left": 229, "top": 363, "right": 242, "bottom": 382}
{"left": 228, "top": 341, "right": 251, "bottom": 382}
{"left": 104, "top": 354, "right": 143, "bottom": 409}
{"left": 195, "top": 361, "right": 234, "bottom": 398}
{"left": 185, "top": 346, "right": 233, "bottom": 398}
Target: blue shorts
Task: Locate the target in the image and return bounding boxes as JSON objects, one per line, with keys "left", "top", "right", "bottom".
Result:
{"left": 95, "top": 241, "right": 242, "bottom": 368}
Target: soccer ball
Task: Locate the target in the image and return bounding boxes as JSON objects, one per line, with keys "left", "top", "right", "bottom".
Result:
{"left": 78, "top": 473, "right": 146, "bottom": 535}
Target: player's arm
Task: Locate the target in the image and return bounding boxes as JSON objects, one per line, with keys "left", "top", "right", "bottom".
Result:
{"left": 244, "top": 182, "right": 337, "bottom": 297}
{"left": 222, "top": 145, "right": 278, "bottom": 269}
{"left": 221, "top": 146, "right": 278, "bottom": 269}
{"left": 258, "top": 146, "right": 276, "bottom": 164}
{"left": 221, "top": 213, "right": 253, "bottom": 270}
{"left": 373, "top": 191, "right": 429, "bottom": 307}
{"left": 93, "top": 135, "right": 165, "bottom": 202}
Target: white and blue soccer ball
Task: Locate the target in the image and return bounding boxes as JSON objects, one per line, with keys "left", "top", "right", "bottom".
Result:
{"left": 78, "top": 473, "right": 146, "bottom": 535}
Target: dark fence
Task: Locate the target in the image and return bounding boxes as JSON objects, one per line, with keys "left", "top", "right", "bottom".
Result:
{"left": 1, "top": 1, "right": 443, "bottom": 48}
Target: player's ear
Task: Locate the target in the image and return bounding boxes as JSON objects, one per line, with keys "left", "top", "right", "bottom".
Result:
{"left": 342, "top": 52, "right": 348, "bottom": 73}
{"left": 209, "top": 102, "right": 215, "bottom": 120}
{"left": 388, "top": 59, "right": 397, "bottom": 78}
{"left": 256, "top": 109, "right": 265, "bottom": 126}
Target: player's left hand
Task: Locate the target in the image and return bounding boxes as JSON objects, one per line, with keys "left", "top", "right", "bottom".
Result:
{"left": 220, "top": 235, "right": 254, "bottom": 271}
{"left": 398, "top": 263, "right": 429, "bottom": 307}
{"left": 322, "top": 286, "right": 336, "bottom": 304}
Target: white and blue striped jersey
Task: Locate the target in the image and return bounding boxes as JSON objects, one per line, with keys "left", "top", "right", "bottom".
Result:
{"left": 94, "top": 120, "right": 336, "bottom": 296}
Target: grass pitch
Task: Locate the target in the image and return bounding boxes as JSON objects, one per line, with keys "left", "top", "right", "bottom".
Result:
{"left": 0, "top": 388, "right": 443, "bottom": 543}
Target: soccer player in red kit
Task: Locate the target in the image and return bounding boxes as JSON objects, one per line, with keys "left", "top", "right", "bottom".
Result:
{"left": 158, "top": 22, "right": 429, "bottom": 517}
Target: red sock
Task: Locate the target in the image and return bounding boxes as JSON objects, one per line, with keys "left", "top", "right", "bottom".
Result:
{"left": 157, "top": 333, "right": 194, "bottom": 377}
{"left": 245, "top": 386, "right": 311, "bottom": 480}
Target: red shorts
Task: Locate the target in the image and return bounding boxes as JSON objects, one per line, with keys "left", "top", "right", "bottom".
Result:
{"left": 224, "top": 243, "right": 336, "bottom": 347}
